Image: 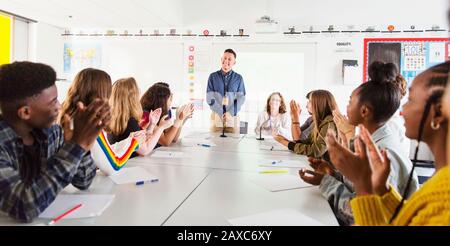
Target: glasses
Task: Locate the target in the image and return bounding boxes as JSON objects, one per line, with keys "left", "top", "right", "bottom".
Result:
{"left": 270, "top": 99, "right": 281, "bottom": 103}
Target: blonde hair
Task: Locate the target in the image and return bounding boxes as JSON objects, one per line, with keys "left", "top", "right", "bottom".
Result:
{"left": 109, "top": 77, "right": 143, "bottom": 135}
{"left": 58, "top": 68, "right": 112, "bottom": 123}
{"left": 309, "top": 90, "right": 337, "bottom": 140}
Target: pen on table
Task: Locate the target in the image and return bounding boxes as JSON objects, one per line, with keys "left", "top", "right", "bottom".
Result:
{"left": 48, "top": 203, "right": 82, "bottom": 225}
{"left": 136, "top": 179, "right": 159, "bottom": 185}
{"left": 271, "top": 160, "right": 283, "bottom": 165}
{"left": 259, "top": 170, "right": 289, "bottom": 174}
{"left": 197, "top": 143, "right": 211, "bottom": 148}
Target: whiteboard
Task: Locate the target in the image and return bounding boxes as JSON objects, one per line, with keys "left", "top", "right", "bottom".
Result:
{"left": 210, "top": 43, "right": 317, "bottom": 128}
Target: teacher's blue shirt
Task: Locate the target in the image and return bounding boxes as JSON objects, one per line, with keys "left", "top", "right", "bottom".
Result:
{"left": 206, "top": 70, "right": 246, "bottom": 116}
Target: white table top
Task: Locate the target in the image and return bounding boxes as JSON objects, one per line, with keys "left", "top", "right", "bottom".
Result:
{"left": 0, "top": 164, "right": 211, "bottom": 226}
{"left": 164, "top": 169, "right": 339, "bottom": 226}
{"left": 0, "top": 131, "right": 338, "bottom": 226}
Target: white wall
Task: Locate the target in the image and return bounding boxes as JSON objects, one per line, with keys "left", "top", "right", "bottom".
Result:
{"left": 28, "top": 22, "right": 64, "bottom": 74}
{"left": 28, "top": 22, "right": 66, "bottom": 101}
{"left": 26, "top": 0, "right": 449, "bottom": 161}
{"left": 2, "top": 0, "right": 447, "bottom": 29}
{"left": 12, "top": 18, "right": 28, "bottom": 61}
{"left": 182, "top": 0, "right": 448, "bottom": 30}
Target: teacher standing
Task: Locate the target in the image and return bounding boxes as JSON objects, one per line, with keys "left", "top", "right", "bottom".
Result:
{"left": 206, "top": 49, "right": 246, "bottom": 133}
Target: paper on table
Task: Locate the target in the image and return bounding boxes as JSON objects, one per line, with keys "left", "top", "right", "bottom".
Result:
{"left": 183, "top": 131, "right": 212, "bottom": 139}
{"left": 247, "top": 173, "right": 312, "bottom": 192}
{"left": 150, "top": 151, "right": 184, "bottom": 158}
{"left": 258, "top": 158, "right": 309, "bottom": 168}
{"left": 228, "top": 208, "right": 325, "bottom": 226}
{"left": 259, "top": 143, "right": 290, "bottom": 152}
{"left": 179, "top": 138, "right": 217, "bottom": 147}
{"left": 39, "top": 194, "right": 115, "bottom": 219}
{"left": 109, "top": 167, "right": 159, "bottom": 185}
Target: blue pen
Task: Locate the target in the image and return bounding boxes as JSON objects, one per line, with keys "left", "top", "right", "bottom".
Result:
{"left": 136, "top": 179, "right": 159, "bottom": 185}
{"left": 272, "top": 160, "right": 283, "bottom": 165}
{"left": 197, "top": 144, "right": 211, "bottom": 148}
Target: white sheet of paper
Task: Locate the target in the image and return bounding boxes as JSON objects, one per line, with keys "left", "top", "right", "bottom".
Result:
{"left": 258, "top": 159, "right": 309, "bottom": 168}
{"left": 39, "top": 194, "right": 115, "bottom": 219}
{"left": 228, "top": 208, "right": 325, "bottom": 226}
{"left": 109, "top": 167, "right": 159, "bottom": 185}
{"left": 343, "top": 65, "right": 360, "bottom": 85}
{"left": 179, "top": 139, "right": 217, "bottom": 147}
{"left": 183, "top": 131, "right": 212, "bottom": 139}
{"left": 150, "top": 151, "right": 184, "bottom": 158}
{"left": 259, "top": 143, "right": 290, "bottom": 152}
{"left": 429, "top": 43, "right": 445, "bottom": 63}
{"left": 247, "top": 173, "right": 312, "bottom": 192}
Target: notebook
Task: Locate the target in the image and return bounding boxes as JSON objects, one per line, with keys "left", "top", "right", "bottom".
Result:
{"left": 39, "top": 194, "right": 115, "bottom": 219}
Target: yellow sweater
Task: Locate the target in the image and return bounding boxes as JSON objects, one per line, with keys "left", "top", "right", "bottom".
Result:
{"left": 350, "top": 166, "right": 450, "bottom": 226}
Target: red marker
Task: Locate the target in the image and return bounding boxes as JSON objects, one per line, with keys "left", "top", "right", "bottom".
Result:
{"left": 48, "top": 203, "right": 82, "bottom": 225}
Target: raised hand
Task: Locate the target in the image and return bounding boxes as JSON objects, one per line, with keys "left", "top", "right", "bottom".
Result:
{"left": 325, "top": 129, "right": 373, "bottom": 196}
{"left": 71, "top": 99, "right": 111, "bottom": 151}
{"left": 289, "top": 100, "right": 301, "bottom": 122}
{"left": 176, "top": 105, "right": 187, "bottom": 121}
{"left": 149, "top": 108, "right": 162, "bottom": 126}
{"left": 130, "top": 130, "right": 147, "bottom": 145}
{"left": 332, "top": 109, "right": 355, "bottom": 138}
{"left": 158, "top": 115, "right": 173, "bottom": 130}
{"left": 308, "top": 157, "right": 335, "bottom": 176}
{"left": 61, "top": 114, "right": 73, "bottom": 142}
{"left": 359, "top": 125, "right": 391, "bottom": 196}
{"left": 272, "top": 132, "right": 289, "bottom": 147}
{"left": 182, "top": 103, "right": 194, "bottom": 122}
{"left": 299, "top": 169, "right": 324, "bottom": 186}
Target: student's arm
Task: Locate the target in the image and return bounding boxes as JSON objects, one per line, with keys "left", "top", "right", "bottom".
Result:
{"left": 206, "top": 74, "right": 224, "bottom": 115}
{"left": 275, "top": 114, "right": 291, "bottom": 139}
{"left": 287, "top": 122, "right": 335, "bottom": 157}
{"left": 349, "top": 187, "right": 404, "bottom": 226}
{"left": 136, "top": 127, "right": 165, "bottom": 155}
{"left": 319, "top": 175, "right": 357, "bottom": 226}
{"left": 158, "top": 124, "right": 181, "bottom": 146}
{"left": 172, "top": 126, "right": 183, "bottom": 143}
{"left": 70, "top": 152, "right": 97, "bottom": 190}
{"left": 62, "top": 124, "right": 96, "bottom": 190}
{"left": 290, "top": 101, "right": 302, "bottom": 141}
{"left": 255, "top": 112, "right": 264, "bottom": 136}
{"left": 291, "top": 122, "right": 302, "bottom": 141}
{"left": 0, "top": 143, "right": 87, "bottom": 222}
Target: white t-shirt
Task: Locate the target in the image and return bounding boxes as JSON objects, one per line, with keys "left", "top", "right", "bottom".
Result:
{"left": 254, "top": 111, "right": 291, "bottom": 139}
{"left": 386, "top": 112, "right": 411, "bottom": 156}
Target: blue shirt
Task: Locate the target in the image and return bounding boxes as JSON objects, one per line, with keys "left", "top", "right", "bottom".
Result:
{"left": 206, "top": 70, "right": 246, "bottom": 116}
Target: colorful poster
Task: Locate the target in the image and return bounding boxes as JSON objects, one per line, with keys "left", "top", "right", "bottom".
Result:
{"left": 364, "top": 38, "right": 450, "bottom": 85}
{"left": 63, "top": 43, "right": 102, "bottom": 76}
{"left": 402, "top": 42, "right": 426, "bottom": 71}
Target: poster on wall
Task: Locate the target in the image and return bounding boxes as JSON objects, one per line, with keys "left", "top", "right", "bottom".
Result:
{"left": 63, "top": 43, "right": 102, "bottom": 78}
{"left": 0, "top": 13, "right": 11, "bottom": 65}
{"left": 364, "top": 38, "right": 450, "bottom": 85}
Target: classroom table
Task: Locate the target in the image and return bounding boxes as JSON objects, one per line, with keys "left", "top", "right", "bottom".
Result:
{"left": 0, "top": 130, "right": 339, "bottom": 226}
{"left": 163, "top": 169, "right": 339, "bottom": 226}
{"left": 0, "top": 164, "right": 211, "bottom": 226}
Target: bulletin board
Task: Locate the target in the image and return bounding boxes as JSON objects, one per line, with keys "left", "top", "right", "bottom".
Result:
{"left": 363, "top": 38, "right": 450, "bottom": 84}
